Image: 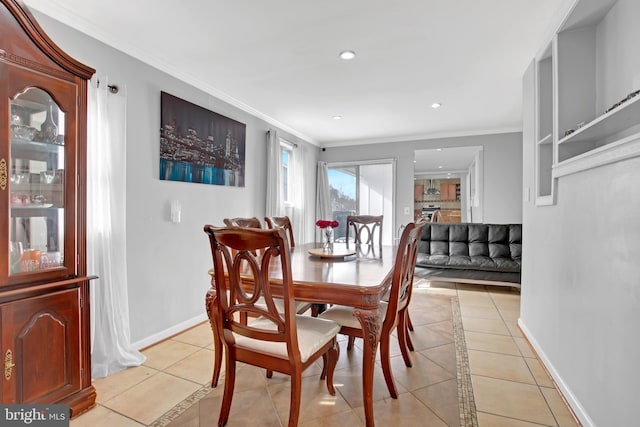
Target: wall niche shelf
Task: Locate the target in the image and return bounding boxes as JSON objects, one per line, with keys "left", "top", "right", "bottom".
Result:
{"left": 534, "top": 41, "right": 555, "bottom": 205}
{"left": 538, "top": 133, "right": 552, "bottom": 145}
{"left": 553, "top": 132, "right": 640, "bottom": 178}
{"left": 558, "top": 93, "right": 640, "bottom": 146}
{"left": 530, "top": 0, "right": 640, "bottom": 196}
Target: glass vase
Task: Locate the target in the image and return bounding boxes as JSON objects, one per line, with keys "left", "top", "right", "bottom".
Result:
{"left": 40, "top": 100, "right": 58, "bottom": 143}
{"left": 322, "top": 227, "right": 334, "bottom": 252}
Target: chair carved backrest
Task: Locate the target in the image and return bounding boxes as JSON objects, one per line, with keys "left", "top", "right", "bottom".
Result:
{"left": 204, "top": 226, "right": 300, "bottom": 357}
{"left": 223, "top": 217, "right": 262, "bottom": 229}
{"left": 346, "top": 215, "right": 383, "bottom": 253}
{"left": 222, "top": 217, "right": 262, "bottom": 256}
{"left": 265, "top": 216, "right": 295, "bottom": 247}
{"left": 383, "top": 219, "right": 428, "bottom": 332}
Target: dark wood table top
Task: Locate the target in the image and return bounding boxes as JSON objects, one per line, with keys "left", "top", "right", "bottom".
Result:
{"left": 264, "top": 242, "right": 396, "bottom": 309}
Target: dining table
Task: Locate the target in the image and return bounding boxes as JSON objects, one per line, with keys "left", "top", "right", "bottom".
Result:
{"left": 206, "top": 241, "right": 397, "bottom": 427}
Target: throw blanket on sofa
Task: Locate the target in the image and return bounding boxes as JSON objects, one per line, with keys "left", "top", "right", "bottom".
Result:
{"left": 416, "top": 223, "right": 521, "bottom": 286}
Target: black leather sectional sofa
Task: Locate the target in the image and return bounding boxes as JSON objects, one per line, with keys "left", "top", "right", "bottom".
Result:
{"left": 415, "top": 223, "right": 522, "bottom": 287}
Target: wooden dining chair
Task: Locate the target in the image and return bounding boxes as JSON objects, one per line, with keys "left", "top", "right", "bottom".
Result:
{"left": 204, "top": 225, "right": 340, "bottom": 427}
{"left": 223, "top": 216, "right": 263, "bottom": 228}
{"left": 264, "top": 216, "right": 295, "bottom": 247}
{"left": 208, "top": 216, "right": 310, "bottom": 388}
{"left": 318, "top": 219, "right": 427, "bottom": 398}
{"left": 391, "top": 219, "right": 429, "bottom": 354}
{"left": 346, "top": 214, "right": 383, "bottom": 254}
{"left": 212, "top": 216, "right": 273, "bottom": 387}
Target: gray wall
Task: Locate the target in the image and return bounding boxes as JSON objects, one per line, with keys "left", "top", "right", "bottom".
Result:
{"left": 32, "top": 11, "right": 320, "bottom": 347}
{"left": 320, "top": 132, "right": 523, "bottom": 233}
{"left": 31, "top": 9, "right": 523, "bottom": 351}
{"left": 521, "top": 0, "right": 640, "bottom": 425}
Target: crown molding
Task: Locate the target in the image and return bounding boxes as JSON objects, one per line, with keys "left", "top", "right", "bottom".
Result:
{"left": 24, "top": 0, "right": 318, "bottom": 146}
{"left": 320, "top": 127, "right": 522, "bottom": 148}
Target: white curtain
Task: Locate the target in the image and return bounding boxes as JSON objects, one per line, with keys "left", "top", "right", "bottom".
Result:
{"left": 265, "top": 130, "right": 283, "bottom": 216}
{"left": 87, "top": 76, "right": 145, "bottom": 378}
{"left": 289, "top": 143, "right": 306, "bottom": 242}
{"left": 316, "top": 161, "right": 331, "bottom": 241}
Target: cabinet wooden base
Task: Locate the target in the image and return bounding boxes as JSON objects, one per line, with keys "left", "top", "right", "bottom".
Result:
{"left": 65, "top": 385, "right": 97, "bottom": 418}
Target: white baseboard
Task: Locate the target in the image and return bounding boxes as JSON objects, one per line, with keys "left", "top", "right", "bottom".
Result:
{"left": 131, "top": 313, "right": 209, "bottom": 350}
{"left": 518, "top": 318, "right": 594, "bottom": 427}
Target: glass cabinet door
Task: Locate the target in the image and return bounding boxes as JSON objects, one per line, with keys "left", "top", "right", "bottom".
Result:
{"left": 9, "top": 87, "right": 65, "bottom": 275}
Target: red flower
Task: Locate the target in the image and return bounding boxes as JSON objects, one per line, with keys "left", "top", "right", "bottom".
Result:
{"left": 316, "top": 219, "right": 339, "bottom": 229}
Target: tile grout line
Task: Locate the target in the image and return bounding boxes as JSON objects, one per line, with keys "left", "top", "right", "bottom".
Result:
{"left": 489, "top": 292, "right": 561, "bottom": 426}
{"left": 489, "top": 288, "right": 580, "bottom": 427}
{"left": 88, "top": 403, "right": 148, "bottom": 426}
{"left": 514, "top": 323, "right": 584, "bottom": 427}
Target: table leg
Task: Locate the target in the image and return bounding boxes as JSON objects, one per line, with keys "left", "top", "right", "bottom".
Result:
{"left": 352, "top": 307, "right": 383, "bottom": 427}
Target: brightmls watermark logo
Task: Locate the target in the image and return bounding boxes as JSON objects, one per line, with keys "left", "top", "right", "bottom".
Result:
{"left": 1, "top": 405, "right": 69, "bottom": 426}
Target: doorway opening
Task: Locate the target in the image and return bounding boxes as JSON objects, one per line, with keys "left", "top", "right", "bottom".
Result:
{"left": 414, "top": 146, "right": 483, "bottom": 223}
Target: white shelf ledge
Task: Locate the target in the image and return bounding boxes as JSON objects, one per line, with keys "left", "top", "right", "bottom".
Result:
{"left": 558, "top": 94, "right": 640, "bottom": 146}
{"left": 537, "top": 133, "right": 552, "bottom": 145}
{"left": 535, "top": 194, "right": 555, "bottom": 206}
{"left": 553, "top": 132, "right": 640, "bottom": 178}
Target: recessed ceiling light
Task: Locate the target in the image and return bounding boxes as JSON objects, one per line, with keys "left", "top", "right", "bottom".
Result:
{"left": 339, "top": 50, "right": 356, "bottom": 60}
{"left": 436, "top": 148, "right": 442, "bottom": 151}
{"left": 431, "top": 102, "right": 442, "bottom": 108}
{"left": 438, "top": 165, "right": 443, "bottom": 169}
{"left": 332, "top": 115, "right": 342, "bottom": 120}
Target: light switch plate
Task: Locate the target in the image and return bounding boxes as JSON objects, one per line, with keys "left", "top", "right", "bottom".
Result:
{"left": 171, "top": 200, "right": 181, "bottom": 223}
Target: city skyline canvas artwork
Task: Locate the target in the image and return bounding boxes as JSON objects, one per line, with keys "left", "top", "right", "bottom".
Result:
{"left": 159, "top": 91, "right": 246, "bottom": 187}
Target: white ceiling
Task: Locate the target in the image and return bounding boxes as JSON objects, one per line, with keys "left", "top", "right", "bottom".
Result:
{"left": 414, "top": 146, "right": 482, "bottom": 176}
{"left": 24, "top": 0, "right": 565, "bottom": 147}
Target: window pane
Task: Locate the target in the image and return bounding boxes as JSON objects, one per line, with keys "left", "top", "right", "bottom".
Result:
{"left": 328, "top": 163, "right": 394, "bottom": 245}
{"left": 358, "top": 163, "right": 393, "bottom": 245}
{"left": 328, "top": 167, "right": 356, "bottom": 241}
{"left": 281, "top": 149, "right": 289, "bottom": 202}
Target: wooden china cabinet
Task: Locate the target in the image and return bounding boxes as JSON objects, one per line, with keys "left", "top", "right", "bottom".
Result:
{"left": 0, "top": 0, "right": 96, "bottom": 416}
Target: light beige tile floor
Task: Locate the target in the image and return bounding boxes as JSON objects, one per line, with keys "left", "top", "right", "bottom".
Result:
{"left": 71, "top": 281, "right": 580, "bottom": 427}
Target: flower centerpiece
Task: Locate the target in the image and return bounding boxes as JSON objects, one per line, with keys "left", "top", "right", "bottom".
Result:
{"left": 316, "top": 219, "right": 339, "bottom": 252}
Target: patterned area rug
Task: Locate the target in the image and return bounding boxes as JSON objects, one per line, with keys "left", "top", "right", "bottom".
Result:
{"left": 150, "top": 296, "right": 477, "bottom": 426}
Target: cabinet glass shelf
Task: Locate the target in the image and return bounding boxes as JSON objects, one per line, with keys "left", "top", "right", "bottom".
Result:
{"left": 11, "top": 138, "right": 65, "bottom": 152}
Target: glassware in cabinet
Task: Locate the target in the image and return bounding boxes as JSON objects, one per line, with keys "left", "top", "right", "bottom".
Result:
{"left": 9, "top": 87, "right": 66, "bottom": 275}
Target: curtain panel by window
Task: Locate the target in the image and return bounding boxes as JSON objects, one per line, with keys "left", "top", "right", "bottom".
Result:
{"left": 316, "top": 161, "right": 331, "bottom": 242}
{"left": 265, "top": 130, "right": 283, "bottom": 217}
{"left": 288, "top": 142, "right": 306, "bottom": 243}
{"left": 88, "top": 76, "right": 145, "bottom": 378}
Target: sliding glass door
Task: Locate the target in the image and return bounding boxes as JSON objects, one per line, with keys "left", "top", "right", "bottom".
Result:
{"left": 327, "top": 161, "right": 394, "bottom": 245}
